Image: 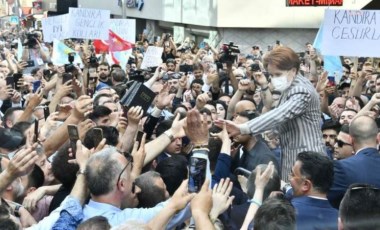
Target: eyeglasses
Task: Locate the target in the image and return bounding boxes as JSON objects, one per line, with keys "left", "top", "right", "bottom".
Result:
{"left": 116, "top": 152, "right": 134, "bottom": 187}
{"left": 336, "top": 139, "right": 352, "bottom": 148}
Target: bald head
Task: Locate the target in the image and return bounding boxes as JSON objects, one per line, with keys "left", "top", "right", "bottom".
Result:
{"left": 349, "top": 116, "right": 378, "bottom": 147}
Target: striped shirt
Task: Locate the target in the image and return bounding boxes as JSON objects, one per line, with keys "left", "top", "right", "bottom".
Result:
{"left": 239, "top": 75, "right": 326, "bottom": 181}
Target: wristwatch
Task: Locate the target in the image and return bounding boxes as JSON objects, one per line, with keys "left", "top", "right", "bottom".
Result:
{"left": 14, "top": 204, "right": 22, "bottom": 217}
{"left": 76, "top": 168, "right": 86, "bottom": 176}
{"left": 164, "top": 130, "right": 175, "bottom": 142}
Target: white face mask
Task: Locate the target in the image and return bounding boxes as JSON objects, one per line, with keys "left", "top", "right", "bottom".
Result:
{"left": 271, "top": 75, "right": 290, "bottom": 92}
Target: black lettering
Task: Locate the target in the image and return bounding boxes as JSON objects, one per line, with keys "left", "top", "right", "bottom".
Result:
{"left": 332, "top": 26, "right": 341, "bottom": 39}
{"left": 334, "top": 10, "right": 342, "bottom": 24}
{"left": 341, "top": 27, "right": 349, "bottom": 39}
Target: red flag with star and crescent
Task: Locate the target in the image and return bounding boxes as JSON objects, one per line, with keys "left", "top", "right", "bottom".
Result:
{"left": 93, "top": 30, "right": 134, "bottom": 54}
{"left": 108, "top": 30, "right": 133, "bottom": 52}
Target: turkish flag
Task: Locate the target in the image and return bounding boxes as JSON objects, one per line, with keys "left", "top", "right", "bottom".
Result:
{"left": 93, "top": 40, "right": 109, "bottom": 54}
{"left": 108, "top": 30, "right": 133, "bottom": 52}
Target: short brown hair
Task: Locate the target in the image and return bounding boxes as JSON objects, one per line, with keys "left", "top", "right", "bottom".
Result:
{"left": 263, "top": 47, "right": 300, "bottom": 73}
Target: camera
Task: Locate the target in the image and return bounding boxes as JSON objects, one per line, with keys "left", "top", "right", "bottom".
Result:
{"left": 88, "top": 54, "right": 98, "bottom": 68}
{"left": 164, "top": 33, "right": 172, "bottom": 41}
{"left": 64, "top": 53, "right": 76, "bottom": 73}
{"left": 220, "top": 42, "right": 240, "bottom": 64}
{"left": 250, "top": 63, "right": 261, "bottom": 72}
{"left": 24, "top": 33, "right": 39, "bottom": 48}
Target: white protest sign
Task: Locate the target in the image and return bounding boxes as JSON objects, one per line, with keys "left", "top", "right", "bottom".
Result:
{"left": 109, "top": 19, "right": 136, "bottom": 43}
{"left": 67, "top": 8, "right": 110, "bottom": 40}
{"left": 41, "top": 14, "right": 69, "bottom": 42}
{"left": 322, "top": 9, "right": 380, "bottom": 57}
{"left": 141, "top": 46, "right": 164, "bottom": 69}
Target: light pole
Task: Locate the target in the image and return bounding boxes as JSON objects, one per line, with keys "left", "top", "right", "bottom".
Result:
{"left": 121, "top": 0, "right": 126, "bottom": 18}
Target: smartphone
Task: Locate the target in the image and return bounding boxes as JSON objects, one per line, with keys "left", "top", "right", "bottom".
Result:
{"left": 92, "top": 128, "right": 103, "bottom": 148}
{"left": 67, "top": 125, "right": 80, "bottom": 154}
{"left": 188, "top": 157, "right": 207, "bottom": 193}
{"left": 6, "top": 76, "right": 14, "bottom": 89}
{"left": 26, "top": 60, "right": 35, "bottom": 67}
{"left": 43, "top": 106, "right": 50, "bottom": 120}
{"left": 327, "top": 76, "right": 336, "bottom": 87}
{"left": 234, "top": 167, "right": 252, "bottom": 178}
{"left": 32, "top": 80, "right": 41, "bottom": 93}
{"left": 34, "top": 119, "right": 39, "bottom": 143}
{"left": 13, "top": 73, "right": 23, "bottom": 90}
{"left": 199, "top": 41, "right": 205, "bottom": 49}
{"left": 136, "top": 131, "right": 144, "bottom": 149}
{"left": 62, "top": 73, "right": 73, "bottom": 85}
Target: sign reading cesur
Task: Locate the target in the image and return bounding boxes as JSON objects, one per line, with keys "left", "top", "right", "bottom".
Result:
{"left": 41, "top": 14, "right": 69, "bottom": 42}
{"left": 109, "top": 19, "right": 136, "bottom": 43}
{"left": 322, "top": 9, "right": 380, "bottom": 57}
{"left": 67, "top": 8, "right": 110, "bottom": 40}
{"left": 141, "top": 46, "right": 164, "bottom": 69}
{"left": 287, "top": 0, "right": 343, "bottom": 6}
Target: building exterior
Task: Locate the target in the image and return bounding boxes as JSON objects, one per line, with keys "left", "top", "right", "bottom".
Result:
{"left": 75, "top": 0, "right": 374, "bottom": 53}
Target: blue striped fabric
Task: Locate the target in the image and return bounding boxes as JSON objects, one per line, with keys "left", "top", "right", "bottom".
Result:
{"left": 239, "top": 75, "right": 326, "bottom": 181}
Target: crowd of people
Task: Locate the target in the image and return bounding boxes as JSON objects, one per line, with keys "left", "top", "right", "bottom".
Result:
{"left": 0, "top": 24, "right": 380, "bottom": 230}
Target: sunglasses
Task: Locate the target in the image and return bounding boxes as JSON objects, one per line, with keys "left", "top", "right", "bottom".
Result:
{"left": 336, "top": 139, "right": 352, "bottom": 148}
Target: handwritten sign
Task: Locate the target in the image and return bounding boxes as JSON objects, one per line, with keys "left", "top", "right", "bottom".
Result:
{"left": 141, "top": 46, "right": 164, "bottom": 69}
{"left": 109, "top": 19, "right": 136, "bottom": 43}
{"left": 41, "top": 14, "right": 69, "bottom": 42}
{"left": 67, "top": 8, "right": 110, "bottom": 40}
{"left": 287, "top": 0, "right": 343, "bottom": 7}
{"left": 322, "top": 9, "right": 380, "bottom": 57}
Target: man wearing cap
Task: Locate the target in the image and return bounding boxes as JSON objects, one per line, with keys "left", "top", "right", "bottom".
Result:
{"left": 247, "top": 45, "right": 262, "bottom": 62}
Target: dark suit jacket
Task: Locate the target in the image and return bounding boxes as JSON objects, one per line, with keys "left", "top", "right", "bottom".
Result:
{"left": 292, "top": 196, "right": 338, "bottom": 230}
{"left": 327, "top": 147, "right": 380, "bottom": 208}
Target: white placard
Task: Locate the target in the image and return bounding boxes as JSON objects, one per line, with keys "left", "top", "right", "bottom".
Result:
{"left": 141, "top": 46, "right": 164, "bottom": 69}
{"left": 109, "top": 19, "right": 136, "bottom": 43}
{"left": 67, "top": 8, "right": 110, "bottom": 40}
{"left": 322, "top": 9, "right": 380, "bottom": 57}
{"left": 41, "top": 14, "right": 69, "bottom": 42}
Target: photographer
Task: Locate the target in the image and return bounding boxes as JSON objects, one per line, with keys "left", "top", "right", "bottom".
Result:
{"left": 21, "top": 31, "right": 50, "bottom": 74}
{"left": 159, "top": 33, "right": 177, "bottom": 63}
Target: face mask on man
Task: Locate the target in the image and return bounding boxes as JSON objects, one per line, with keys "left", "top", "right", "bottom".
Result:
{"left": 271, "top": 74, "right": 290, "bottom": 92}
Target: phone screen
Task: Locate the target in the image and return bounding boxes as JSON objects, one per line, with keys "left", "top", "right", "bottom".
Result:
{"left": 188, "top": 157, "right": 207, "bottom": 193}
{"left": 327, "top": 76, "right": 336, "bottom": 87}
{"left": 43, "top": 107, "right": 50, "bottom": 120}
{"left": 34, "top": 119, "right": 39, "bottom": 142}
{"left": 136, "top": 131, "right": 144, "bottom": 149}
{"left": 6, "top": 77, "right": 14, "bottom": 89}
{"left": 67, "top": 125, "right": 80, "bottom": 154}
{"left": 32, "top": 80, "right": 41, "bottom": 93}
{"left": 13, "top": 73, "right": 22, "bottom": 90}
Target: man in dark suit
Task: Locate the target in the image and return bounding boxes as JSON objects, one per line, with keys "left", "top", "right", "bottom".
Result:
{"left": 289, "top": 151, "right": 338, "bottom": 230}
{"left": 328, "top": 115, "right": 380, "bottom": 209}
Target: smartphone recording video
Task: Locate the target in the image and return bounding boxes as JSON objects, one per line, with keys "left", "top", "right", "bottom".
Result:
{"left": 188, "top": 157, "right": 207, "bottom": 193}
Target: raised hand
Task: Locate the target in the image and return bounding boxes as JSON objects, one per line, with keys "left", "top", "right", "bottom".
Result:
{"left": 72, "top": 95, "right": 93, "bottom": 119}
{"left": 210, "top": 178, "right": 235, "bottom": 219}
{"left": 183, "top": 109, "right": 209, "bottom": 146}
{"left": 127, "top": 106, "right": 143, "bottom": 127}
{"left": 6, "top": 146, "right": 39, "bottom": 178}
{"left": 156, "top": 83, "right": 175, "bottom": 110}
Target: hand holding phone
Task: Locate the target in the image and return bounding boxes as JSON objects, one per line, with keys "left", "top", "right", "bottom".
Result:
{"left": 67, "top": 125, "right": 80, "bottom": 155}
{"left": 188, "top": 156, "right": 207, "bottom": 193}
